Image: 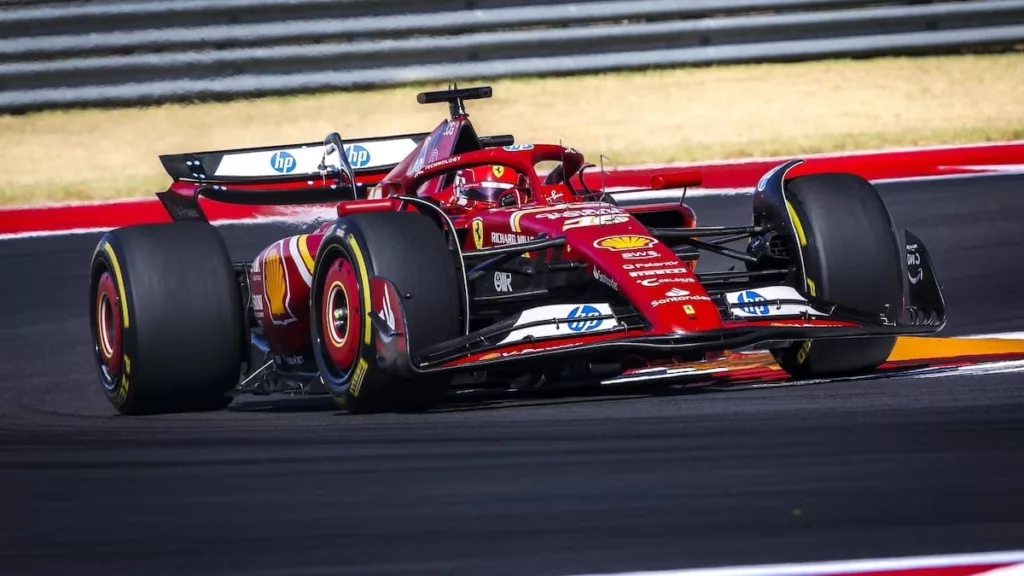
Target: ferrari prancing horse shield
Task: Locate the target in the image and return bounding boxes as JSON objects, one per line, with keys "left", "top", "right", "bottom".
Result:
{"left": 472, "top": 219, "right": 485, "bottom": 249}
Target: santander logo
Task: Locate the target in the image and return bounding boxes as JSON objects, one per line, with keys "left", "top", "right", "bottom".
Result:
{"left": 649, "top": 286, "right": 711, "bottom": 307}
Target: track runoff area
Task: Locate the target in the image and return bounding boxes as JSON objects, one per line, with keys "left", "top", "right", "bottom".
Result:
{"left": 3, "top": 141, "right": 1024, "bottom": 384}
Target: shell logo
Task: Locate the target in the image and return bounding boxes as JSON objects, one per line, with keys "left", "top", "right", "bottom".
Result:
{"left": 594, "top": 235, "right": 659, "bottom": 251}
{"left": 263, "top": 247, "right": 288, "bottom": 318}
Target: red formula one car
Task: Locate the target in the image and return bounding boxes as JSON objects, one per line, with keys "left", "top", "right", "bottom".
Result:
{"left": 88, "top": 86, "right": 946, "bottom": 415}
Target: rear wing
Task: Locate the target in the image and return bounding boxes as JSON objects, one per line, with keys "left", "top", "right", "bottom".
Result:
{"left": 159, "top": 132, "right": 429, "bottom": 184}
{"left": 159, "top": 131, "right": 515, "bottom": 186}
{"left": 154, "top": 128, "right": 518, "bottom": 222}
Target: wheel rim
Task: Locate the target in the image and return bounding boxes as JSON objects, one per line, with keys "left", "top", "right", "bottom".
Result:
{"left": 94, "top": 271, "right": 123, "bottom": 389}
{"left": 321, "top": 255, "right": 362, "bottom": 377}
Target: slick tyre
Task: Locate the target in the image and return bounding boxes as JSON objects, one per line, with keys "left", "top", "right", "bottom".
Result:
{"left": 89, "top": 222, "right": 244, "bottom": 415}
{"left": 771, "top": 173, "right": 903, "bottom": 378}
{"left": 310, "top": 212, "right": 462, "bottom": 414}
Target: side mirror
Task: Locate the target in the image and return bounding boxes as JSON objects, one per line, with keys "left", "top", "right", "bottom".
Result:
{"left": 320, "top": 132, "right": 357, "bottom": 199}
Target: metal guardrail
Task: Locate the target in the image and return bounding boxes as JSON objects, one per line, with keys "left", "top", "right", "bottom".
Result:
{"left": 0, "top": 0, "right": 891, "bottom": 38}
{"left": 0, "top": 0, "right": 1021, "bottom": 113}
{"left": 0, "top": 0, "right": 906, "bottom": 57}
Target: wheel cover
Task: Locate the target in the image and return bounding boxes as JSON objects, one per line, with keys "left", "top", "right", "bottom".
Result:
{"left": 321, "top": 256, "right": 362, "bottom": 376}
{"left": 94, "top": 271, "right": 123, "bottom": 387}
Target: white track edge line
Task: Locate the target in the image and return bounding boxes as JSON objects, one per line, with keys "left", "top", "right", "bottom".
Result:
{"left": 616, "top": 140, "right": 1024, "bottom": 170}
{"left": 976, "top": 563, "right": 1024, "bottom": 576}
{"left": 960, "top": 332, "right": 1024, "bottom": 340}
{"left": 872, "top": 172, "right": 1024, "bottom": 185}
{"left": 563, "top": 550, "right": 1024, "bottom": 576}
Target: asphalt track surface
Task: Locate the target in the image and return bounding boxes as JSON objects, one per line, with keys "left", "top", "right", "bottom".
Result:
{"left": 1, "top": 174, "right": 1023, "bottom": 575}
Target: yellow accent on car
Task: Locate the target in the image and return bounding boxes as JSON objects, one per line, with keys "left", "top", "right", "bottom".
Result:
{"left": 806, "top": 277, "right": 817, "bottom": 297}
{"left": 509, "top": 210, "right": 531, "bottom": 233}
{"left": 786, "top": 201, "right": 808, "bottom": 247}
{"left": 297, "top": 235, "right": 316, "bottom": 273}
{"left": 346, "top": 236, "right": 373, "bottom": 346}
{"left": 102, "top": 242, "right": 130, "bottom": 329}
{"left": 509, "top": 207, "right": 558, "bottom": 232}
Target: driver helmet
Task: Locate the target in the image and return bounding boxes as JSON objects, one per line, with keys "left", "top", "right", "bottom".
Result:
{"left": 453, "top": 165, "right": 529, "bottom": 208}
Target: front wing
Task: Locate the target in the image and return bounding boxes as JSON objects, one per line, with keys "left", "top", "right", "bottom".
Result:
{"left": 368, "top": 230, "right": 946, "bottom": 376}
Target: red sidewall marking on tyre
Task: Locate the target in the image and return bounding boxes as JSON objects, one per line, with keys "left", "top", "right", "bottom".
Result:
{"left": 322, "top": 257, "right": 361, "bottom": 375}
{"left": 95, "top": 271, "right": 122, "bottom": 376}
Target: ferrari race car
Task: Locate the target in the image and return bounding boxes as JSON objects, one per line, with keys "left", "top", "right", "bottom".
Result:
{"left": 89, "top": 86, "right": 947, "bottom": 415}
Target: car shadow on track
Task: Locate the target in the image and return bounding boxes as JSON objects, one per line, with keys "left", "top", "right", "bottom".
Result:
{"left": 220, "top": 357, "right": 971, "bottom": 416}
{"left": 225, "top": 381, "right": 711, "bottom": 415}
{"left": 227, "top": 396, "right": 339, "bottom": 413}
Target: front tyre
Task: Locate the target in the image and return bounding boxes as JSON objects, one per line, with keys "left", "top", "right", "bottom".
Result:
{"left": 310, "top": 212, "right": 462, "bottom": 414}
{"left": 89, "top": 222, "right": 244, "bottom": 415}
{"left": 771, "top": 173, "right": 903, "bottom": 378}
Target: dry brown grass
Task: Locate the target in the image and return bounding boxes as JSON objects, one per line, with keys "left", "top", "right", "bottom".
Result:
{"left": 2, "top": 53, "right": 1022, "bottom": 206}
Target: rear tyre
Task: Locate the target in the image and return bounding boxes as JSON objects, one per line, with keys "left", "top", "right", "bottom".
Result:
{"left": 310, "top": 212, "right": 462, "bottom": 414}
{"left": 89, "top": 222, "right": 244, "bottom": 415}
{"left": 771, "top": 173, "right": 903, "bottom": 378}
